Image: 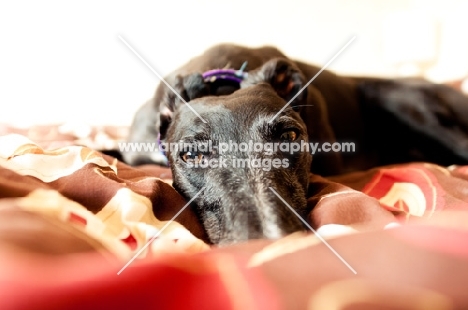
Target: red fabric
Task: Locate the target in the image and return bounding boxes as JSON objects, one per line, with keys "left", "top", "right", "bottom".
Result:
{"left": 390, "top": 225, "right": 468, "bottom": 258}
{"left": 0, "top": 252, "right": 280, "bottom": 310}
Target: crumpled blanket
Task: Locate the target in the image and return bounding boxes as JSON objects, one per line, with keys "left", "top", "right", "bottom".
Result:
{"left": 0, "top": 134, "right": 209, "bottom": 260}
{"left": 2, "top": 132, "right": 468, "bottom": 309}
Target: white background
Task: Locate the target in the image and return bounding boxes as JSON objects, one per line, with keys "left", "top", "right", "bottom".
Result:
{"left": 1, "top": 0, "right": 467, "bottom": 127}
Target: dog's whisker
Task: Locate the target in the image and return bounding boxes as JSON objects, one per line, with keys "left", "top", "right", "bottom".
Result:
{"left": 284, "top": 104, "right": 315, "bottom": 112}
{"left": 292, "top": 105, "right": 315, "bottom": 108}
{"left": 283, "top": 105, "right": 315, "bottom": 114}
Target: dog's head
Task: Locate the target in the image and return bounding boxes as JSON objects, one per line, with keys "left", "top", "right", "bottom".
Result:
{"left": 162, "top": 59, "right": 312, "bottom": 245}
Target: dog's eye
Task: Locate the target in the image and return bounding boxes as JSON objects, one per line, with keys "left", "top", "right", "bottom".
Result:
{"left": 280, "top": 130, "right": 297, "bottom": 141}
{"left": 181, "top": 151, "right": 205, "bottom": 163}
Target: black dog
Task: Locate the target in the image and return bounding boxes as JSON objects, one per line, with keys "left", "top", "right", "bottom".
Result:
{"left": 123, "top": 44, "right": 468, "bottom": 244}
{"left": 165, "top": 83, "right": 311, "bottom": 245}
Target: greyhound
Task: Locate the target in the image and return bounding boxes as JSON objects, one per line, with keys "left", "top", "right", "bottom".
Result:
{"left": 123, "top": 43, "right": 468, "bottom": 244}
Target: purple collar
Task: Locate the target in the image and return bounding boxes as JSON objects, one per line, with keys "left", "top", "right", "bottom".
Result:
{"left": 202, "top": 61, "right": 248, "bottom": 85}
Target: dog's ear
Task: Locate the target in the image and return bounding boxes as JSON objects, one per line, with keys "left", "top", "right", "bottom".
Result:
{"left": 241, "top": 58, "right": 307, "bottom": 110}
{"left": 182, "top": 73, "right": 211, "bottom": 100}
{"left": 159, "top": 73, "right": 210, "bottom": 139}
